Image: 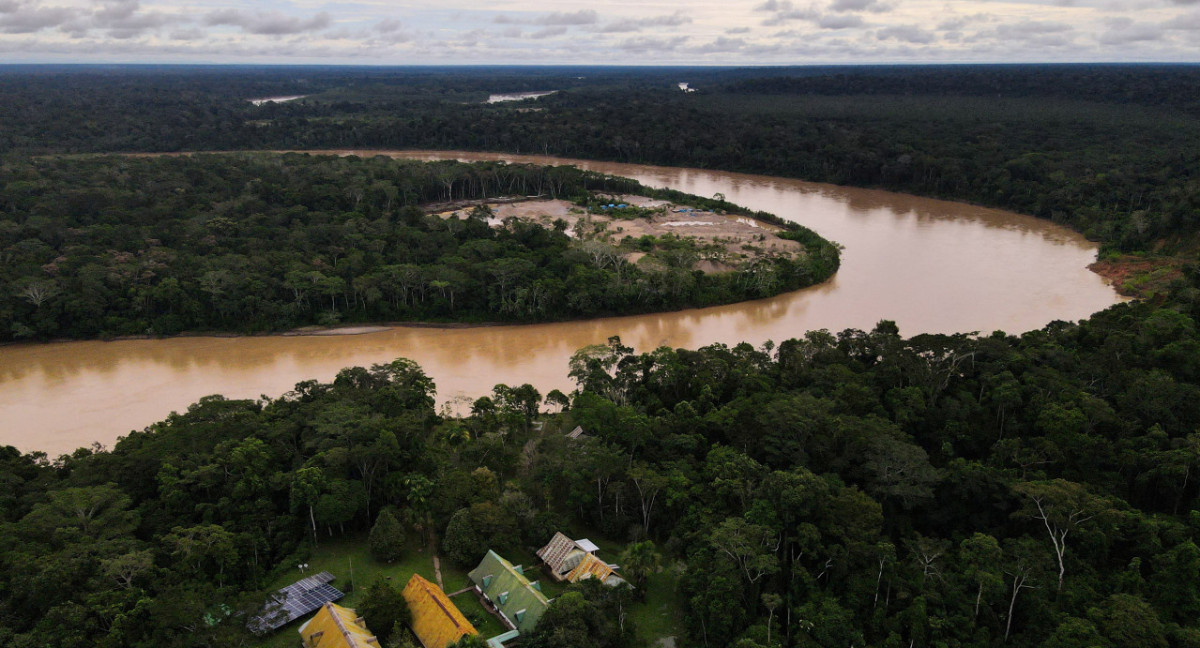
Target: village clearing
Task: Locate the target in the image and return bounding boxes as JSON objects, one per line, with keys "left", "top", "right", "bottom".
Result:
{"left": 255, "top": 531, "right": 684, "bottom": 648}
{"left": 433, "top": 195, "right": 806, "bottom": 275}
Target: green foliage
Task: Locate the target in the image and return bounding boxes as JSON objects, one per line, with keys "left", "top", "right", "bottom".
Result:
{"left": 369, "top": 509, "right": 407, "bottom": 563}
{"left": 522, "top": 582, "right": 636, "bottom": 648}
{"left": 358, "top": 579, "right": 410, "bottom": 643}
{"left": 0, "top": 154, "right": 837, "bottom": 342}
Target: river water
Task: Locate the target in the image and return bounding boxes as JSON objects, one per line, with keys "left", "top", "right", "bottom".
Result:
{"left": 0, "top": 151, "right": 1123, "bottom": 455}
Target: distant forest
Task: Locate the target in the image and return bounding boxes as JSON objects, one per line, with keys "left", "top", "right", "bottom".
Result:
{"left": 0, "top": 154, "right": 837, "bottom": 341}
{"left": 3, "top": 64, "right": 1200, "bottom": 251}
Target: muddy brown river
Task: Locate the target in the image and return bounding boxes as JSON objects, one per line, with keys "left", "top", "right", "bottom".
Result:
{"left": 0, "top": 152, "right": 1124, "bottom": 455}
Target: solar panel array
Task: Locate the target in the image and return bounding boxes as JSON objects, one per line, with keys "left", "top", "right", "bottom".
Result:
{"left": 249, "top": 571, "right": 345, "bottom": 634}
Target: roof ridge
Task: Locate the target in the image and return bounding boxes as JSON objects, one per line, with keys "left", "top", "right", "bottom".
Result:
{"left": 421, "top": 581, "right": 463, "bottom": 630}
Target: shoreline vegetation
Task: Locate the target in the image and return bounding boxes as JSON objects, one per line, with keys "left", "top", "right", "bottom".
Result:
{"left": 0, "top": 153, "right": 839, "bottom": 344}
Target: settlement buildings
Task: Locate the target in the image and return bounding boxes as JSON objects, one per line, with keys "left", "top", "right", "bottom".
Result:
{"left": 469, "top": 550, "right": 551, "bottom": 634}
{"left": 298, "top": 602, "right": 379, "bottom": 648}
{"left": 536, "top": 532, "right": 625, "bottom": 586}
{"left": 402, "top": 574, "right": 479, "bottom": 648}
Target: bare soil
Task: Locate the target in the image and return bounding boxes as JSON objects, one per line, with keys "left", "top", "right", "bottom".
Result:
{"left": 436, "top": 196, "right": 804, "bottom": 273}
{"left": 1088, "top": 255, "right": 1186, "bottom": 298}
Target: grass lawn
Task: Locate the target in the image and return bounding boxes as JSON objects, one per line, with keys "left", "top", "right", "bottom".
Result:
{"left": 631, "top": 565, "right": 686, "bottom": 644}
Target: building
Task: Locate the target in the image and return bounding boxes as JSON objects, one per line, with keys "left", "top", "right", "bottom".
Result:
{"left": 565, "top": 553, "right": 626, "bottom": 587}
{"left": 468, "top": 550, "right": 551, "bottom": 634}
{"left": 298, "top": 602, "right": 379, "bottom": 648}
{"left": 536, "top": 532, "right": 600, "bottom": 581}
{"left": 402, "top": 574, "right": 478, "bottom": 648}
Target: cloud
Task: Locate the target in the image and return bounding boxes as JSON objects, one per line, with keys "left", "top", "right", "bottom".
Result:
{"left": 695, "top": 36, "right": 745, "bottom": 52}
{"left": 374, "top": 18, "right": 403, "bottom": 33}
{"left": 1166, "top": 11, "right": 1200, "bottom": 28}
{"left": 530, "top": 25, "right": 568, "bottom": 38}
{"left": 1098, "top": 21, "right": 1163, "bottom": 43}
{"left": 618, "top": 34, "right": 687, "bottom": 52}
{"left": 0, "top": 5, "right": 73, "bottom": 33}
{"left": 992, "top": 20, "right": 1073, "bottom": 39}
{"left": 726, "top": 26, "right": 751, "bottom": 34}
{"left": 204, "top": 9, "right": 332, "bottom": 35}
{"left": 536, "top": 10, "right": 598, "bottom": 26}
{"left": 876, "top": 25, "right": 935, "bottom": 43}
{"left": 818, "top": 14, "right": 865, "bottom": 28}
{"left": 645, "top": 11, "right": 693, "bottom": 26}
{"left": 830, "top": 0, "right": 890, "bottom": 12}
{"left": 756, "top": 0, "right": 820, "bottom": 25}
{"left": 0, "top": 0, "right": 17, "bottom": 13}
{"left": 936, "top": 14, "right": 993, "bottom": 31}
{"left": 600, "top": 19, "right": 640, "bottom": 33}
{"left": 170, "top": 28, "right": 204, "bottom": 41}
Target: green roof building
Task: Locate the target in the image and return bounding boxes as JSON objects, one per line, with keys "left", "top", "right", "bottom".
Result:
{"left": 468, "top": 550, "right": 551, "bottom": 634}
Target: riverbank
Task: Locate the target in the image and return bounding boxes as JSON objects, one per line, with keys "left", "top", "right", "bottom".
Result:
{"left": 0, "top": 157, "right": 1121, "bottom": 455}
{"left": 1088, "top": 255, "right": 1188, "bottom": 299}
{"left": 3, "top": 153, "right": 837, "bottom": 345}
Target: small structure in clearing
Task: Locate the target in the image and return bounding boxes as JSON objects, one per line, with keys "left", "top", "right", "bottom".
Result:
{"left": 537, "top": 531, "right": 623, "bottom": 586}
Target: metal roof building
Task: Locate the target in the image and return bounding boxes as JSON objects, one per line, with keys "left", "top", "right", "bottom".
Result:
{"left": 537, "top": 532, "right": 600, "bottom": 581}
{"left": 297, "top": 602, "right": 379, "bottom": 648}
{"left": 468, "top": 550, "right": 551, "bottom": 634}
{"left": 402, "top": 574, "right": 478, "bottom": 648}
{"left": 565, "top": 553, "right": 625, "bottom": 587}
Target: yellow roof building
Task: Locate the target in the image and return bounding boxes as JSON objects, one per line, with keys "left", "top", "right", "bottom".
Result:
{"left": 402, "top": 574, "right": 479, "bottom": 648}
{"left": 298, "top": 602, "right": 379, "bottom": 648}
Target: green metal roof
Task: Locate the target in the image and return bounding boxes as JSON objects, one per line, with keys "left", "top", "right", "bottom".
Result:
{"left": 468, "top": 550, "right": 550, "bottom": 634}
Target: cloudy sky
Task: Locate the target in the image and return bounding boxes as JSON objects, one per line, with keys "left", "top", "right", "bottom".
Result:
{"left": 0, "top": 0, "right": 1197, "bottom": 64}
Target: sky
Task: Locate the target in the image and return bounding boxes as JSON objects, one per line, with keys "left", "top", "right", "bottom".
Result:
{"left": 0, "top": 0, "right": 1197, "bottom": 65}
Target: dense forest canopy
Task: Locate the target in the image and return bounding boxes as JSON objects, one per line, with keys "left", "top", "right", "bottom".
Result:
{"left": 0, "top": 153, "right": 837, "bottom": 341}
{"left": 2, "top": 64, "right": 1199, "bottom": 252}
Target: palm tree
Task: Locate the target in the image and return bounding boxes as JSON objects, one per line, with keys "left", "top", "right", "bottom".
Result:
{"left": 618, "top": 540, "right": 662, "bottom": 597}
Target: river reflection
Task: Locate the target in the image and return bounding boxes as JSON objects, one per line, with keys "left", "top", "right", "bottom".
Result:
{"left": 0, "top": 152, "right": 1123, "bottom": 455}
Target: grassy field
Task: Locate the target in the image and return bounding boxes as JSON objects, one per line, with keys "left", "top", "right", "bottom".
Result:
{"left": 253, "top": 528, "right": 684, "bottom": 647}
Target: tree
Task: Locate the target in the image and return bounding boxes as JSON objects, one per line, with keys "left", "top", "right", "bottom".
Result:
{"left": 100, "top": 549, "right": 155, "bottom": 590}
{"left": 618, "top": 540, "right": 661, "bottom": 593}
{"left": 1092, "top": 594, "right": 1168, "bottom": 648}
{"left": 959, "top": 533, "right": 1004, "bottom": 625}
{"left": 1013, "top": 479, "right": 1109, "bottom": 591}
{"left": 369, "top": 509, "right": 407, "bottom": 563}
{"left": 708, "top": 518, "right": 780, "bottom": 587}
{"left": 290, "top": 467, "right": 326, "bottom": 546}
{"left": 1002, "top": 538, "right": 1045, "bottom": 643}
{"left": 358, "top": 580, "right": 410, "bottom": 644}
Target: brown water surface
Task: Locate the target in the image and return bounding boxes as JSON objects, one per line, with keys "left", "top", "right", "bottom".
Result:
{"left": 0, "top": 152, "right": 1124, "bottom": 455}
